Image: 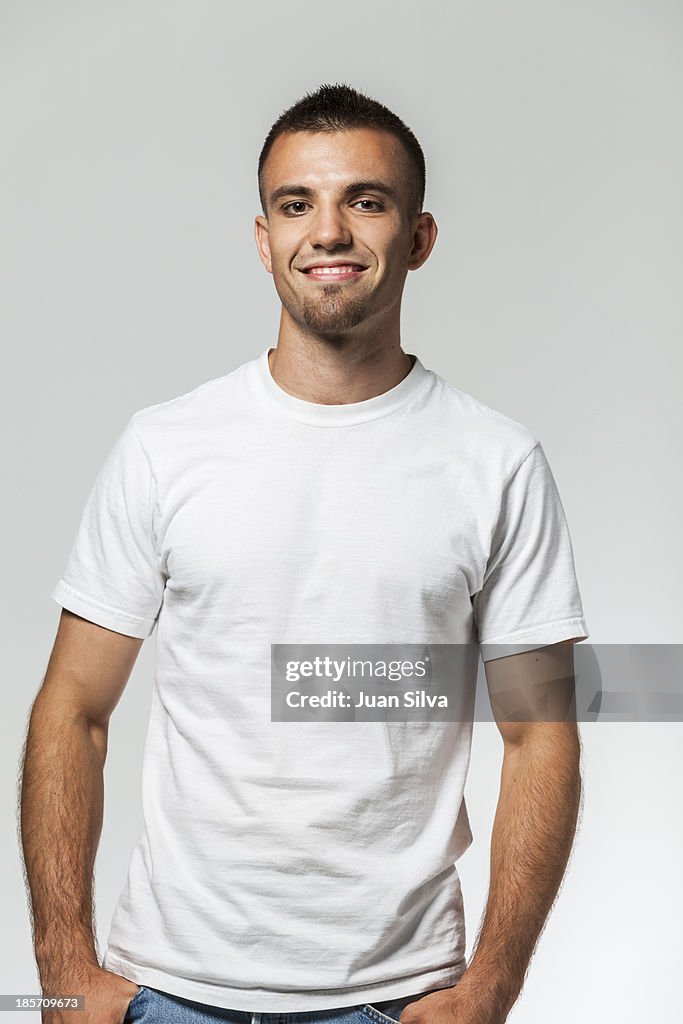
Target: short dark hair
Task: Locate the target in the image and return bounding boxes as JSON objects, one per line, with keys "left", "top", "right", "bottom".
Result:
{"left": 258, "top": 82, "right": 426, "bottom": 217}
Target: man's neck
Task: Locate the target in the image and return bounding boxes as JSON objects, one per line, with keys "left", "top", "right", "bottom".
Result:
{"left": 267, "top": 341, "right": 414, "bottom": 406}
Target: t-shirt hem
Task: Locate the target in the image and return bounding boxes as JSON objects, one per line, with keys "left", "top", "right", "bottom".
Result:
{"left": 478, "top": 616, "right": 589, "bottom": 661}
{"left": 50, "top": 579, "right": 155, "bottom": 639}
{"left": 101, "top": 951, "right": 467, "bottom": 1012}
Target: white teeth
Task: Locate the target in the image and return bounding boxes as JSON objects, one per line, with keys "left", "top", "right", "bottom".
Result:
{"left": 306, "top": 265, "right": 361, "bottom": 275}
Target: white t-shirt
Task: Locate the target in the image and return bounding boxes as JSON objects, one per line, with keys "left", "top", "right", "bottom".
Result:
{"left": 50, "top": 348, "right": 588, "bottom": 1012}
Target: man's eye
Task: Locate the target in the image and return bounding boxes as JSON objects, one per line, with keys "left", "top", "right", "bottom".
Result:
{"left": 354, "top": 199, "right": 384, "bottom": 211}
{"left": 282, "top": 201, "right": 309, "bottom": 215}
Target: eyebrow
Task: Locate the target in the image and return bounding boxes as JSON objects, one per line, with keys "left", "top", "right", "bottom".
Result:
{"left": 268, "top": 179, "right": 399, "bottom": 208}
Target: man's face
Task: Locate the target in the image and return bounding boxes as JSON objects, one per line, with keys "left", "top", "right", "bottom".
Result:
{"left": 254, "top": 128, "right": 431, "bottom": 340}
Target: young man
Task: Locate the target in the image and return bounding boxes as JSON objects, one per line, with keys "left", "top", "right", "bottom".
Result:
{"left": 20, "top": 84, "right": 589, "bottom": 1024}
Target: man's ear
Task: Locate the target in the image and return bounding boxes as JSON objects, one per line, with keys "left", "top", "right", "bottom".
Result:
{"left": 407, "top": 212, "right": 438, "bottom": 271}
{"left": 254, "top": 215, "right": 272, "bottom": 273}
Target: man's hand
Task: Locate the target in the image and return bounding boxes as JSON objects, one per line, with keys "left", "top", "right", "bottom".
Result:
{"left": 42, "top": 967, "right": 141, "bottom": 1024}
{"left": 400, "top": 975, "right": 506, "bottom": 1024}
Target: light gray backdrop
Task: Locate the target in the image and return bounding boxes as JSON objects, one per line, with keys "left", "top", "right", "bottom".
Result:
{"left": 2, "top": 1, "right": 682, "bottom": 1021}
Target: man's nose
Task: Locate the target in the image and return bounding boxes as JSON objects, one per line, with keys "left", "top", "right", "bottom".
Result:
{"left": 307, "top": 204, "right": 352, "bottom": 248}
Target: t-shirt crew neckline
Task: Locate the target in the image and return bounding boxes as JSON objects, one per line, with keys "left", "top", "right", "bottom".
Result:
{"left": 254, "top": 346, "right": 431, "bottom": 427}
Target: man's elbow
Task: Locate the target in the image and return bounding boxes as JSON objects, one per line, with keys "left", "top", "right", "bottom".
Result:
{"left": 501, "top": 720, "right": 582, "bottom": 764}
{"left": 27, "top": 686, "right": 110, "bottom": 770}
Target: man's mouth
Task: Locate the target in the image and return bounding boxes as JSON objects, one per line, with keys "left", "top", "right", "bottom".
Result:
{"left": 299, "top": 264, "right": 367, "bottom": 281}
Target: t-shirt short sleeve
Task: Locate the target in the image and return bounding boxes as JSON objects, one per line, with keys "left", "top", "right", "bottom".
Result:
{"left": 472, "top": 441, "right": 588, "bottom": 661}
{"left": 50, "top": 415, "right": 166, "bottom": 639}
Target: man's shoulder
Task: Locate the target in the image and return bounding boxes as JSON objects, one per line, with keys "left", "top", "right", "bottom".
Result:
{"left": 129, "top": 354, "right": 257, "bottom": 437}
{"left": 427, "top": 368, "right": 539, "bottom": 469}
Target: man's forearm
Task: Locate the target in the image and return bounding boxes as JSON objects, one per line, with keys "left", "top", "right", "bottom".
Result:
{"left": 19, "top": 692, "right": 107, "bottom": 990}
{"left": 461, "top": 727, "right": 582, "bottom": 1018}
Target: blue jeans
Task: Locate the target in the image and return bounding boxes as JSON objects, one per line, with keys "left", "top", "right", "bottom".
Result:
{"left": 124, "top": 985, "right": 448, "bottom": 1024}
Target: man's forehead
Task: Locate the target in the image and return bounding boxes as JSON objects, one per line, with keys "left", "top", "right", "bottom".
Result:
{"left": 265, "top": 128, "right": 405, "bottom": 188}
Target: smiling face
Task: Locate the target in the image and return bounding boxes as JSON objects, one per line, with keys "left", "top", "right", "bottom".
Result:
{"left": 254, "top": 128, "right": 436, "bottom": 343}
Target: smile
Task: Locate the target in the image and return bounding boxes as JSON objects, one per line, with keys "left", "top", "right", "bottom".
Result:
{"left": 300, "top": 265, "right": 367, "bottom": 282}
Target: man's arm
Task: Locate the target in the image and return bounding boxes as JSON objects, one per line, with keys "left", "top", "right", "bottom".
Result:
{"left": 402, "top": 639, "right": 582, "bottom": 1024}
{"left": 18, "top": 608, "right": 145, "bottom": 1022}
